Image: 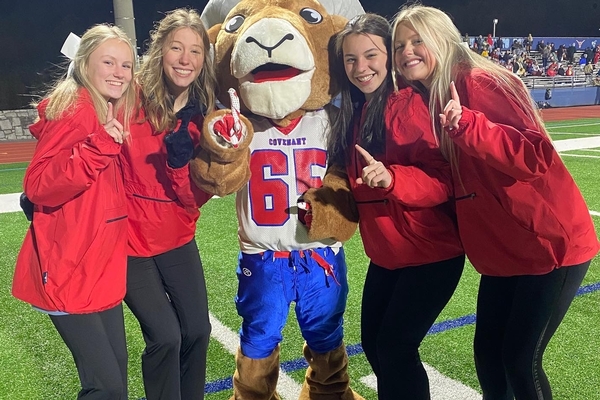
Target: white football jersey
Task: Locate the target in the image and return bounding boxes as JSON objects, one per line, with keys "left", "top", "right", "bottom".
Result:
{"left": 236, "top": 110, "right": 341, "bottom": 253}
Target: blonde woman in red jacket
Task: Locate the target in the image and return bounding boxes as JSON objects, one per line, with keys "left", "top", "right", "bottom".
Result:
{"left": 393, "top": 5, "right": 600, "bottom": 399}
{"left": 12, "top": 24, "right": 137, "bottom": 399}
{"left": 119, "top": 9, "right": 217, "bottom": 400}
{"left": 328, "top": 14, "right": 464, "bottom": 399}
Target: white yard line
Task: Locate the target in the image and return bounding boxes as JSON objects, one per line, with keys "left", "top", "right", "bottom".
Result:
{"left": 553, "top": 136, "right": 600, "bottom": 152}
{"left": 559, "top": 153, "right": 600, "bottom": 159}
{"left": 0, "top": 193, "right": 22, "bottom": 213}
{"left": 209, "top": 314, "right": 302, "bottom": 399}
{"left": 549, "top": 132, "right": 600, "bottom": 136}
{"left": 590, "top": 210, "right": 600, "bottom": 217}
{"left": 547, "top": 122, "right": 600, "bottom": 129}
{"left": 360, "top": 364, "right": 482, "bottom": 400}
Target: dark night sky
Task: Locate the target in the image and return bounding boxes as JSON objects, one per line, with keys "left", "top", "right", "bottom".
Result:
{"left": 1, "top": 0, "right": 600, "bottom": 109}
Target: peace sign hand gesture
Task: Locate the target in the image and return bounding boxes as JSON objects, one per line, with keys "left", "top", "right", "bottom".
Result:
{"left": 355, "top": 144, "right": 391, "bottom": 189}
{"left": 439, "top": 81, "right": 463, "bottom": 131}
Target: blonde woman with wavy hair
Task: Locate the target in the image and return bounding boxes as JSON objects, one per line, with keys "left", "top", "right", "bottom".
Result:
{"left": 137, "top": 7, "right": 217, "bottom": 131}
{"left": 392, "top": 4, "right": 599, "bottom": 399}
{"left": 13, "top": 23, "right": 136, "bottom": 399}
{"left": 119, "top": 8, "right": 217, "bottom": 400}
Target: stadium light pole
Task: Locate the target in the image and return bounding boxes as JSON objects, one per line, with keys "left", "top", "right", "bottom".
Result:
{"left": 493, "top": 18, "right": 498, "bottom": 38}
{"left": 113, "top": 0, "right": 138, "bottom": 60}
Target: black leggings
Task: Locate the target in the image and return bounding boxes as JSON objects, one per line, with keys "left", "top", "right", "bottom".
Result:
{"left": 50, "top": 304, "right": 128, "bottom": 400}
{"left": 474, "top": 261, "right": 590, "bottom": 400}
{"left": 361, "top": 255, "right": 465, "bottom": 400}
{"left": 124, "top": 239, "right": 211, "bottom": 400}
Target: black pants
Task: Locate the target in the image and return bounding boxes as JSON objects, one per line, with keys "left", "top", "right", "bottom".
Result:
{"left": 50, "top": 304, "right": 128, "bottom": 400}
{"left": 124, "top": 239, "right": 211, "bottom": 400}
{"left": 474, "top": 261, "right": 590, "bottom": 400}
{"left": 361, "top": 255, "right": 465, "bottom": 400}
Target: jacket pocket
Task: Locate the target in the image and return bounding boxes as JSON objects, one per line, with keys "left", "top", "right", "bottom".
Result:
{"left": 57, "top": 205, "right": 127, "bottom": 312}
{"left": 455, "top": 184, "right": 558, "bottom": 275}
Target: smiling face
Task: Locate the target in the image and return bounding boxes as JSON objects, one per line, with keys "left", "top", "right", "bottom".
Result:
{"left": 162, "top": 27, "right": 204, "bottom": 97}
{"left": 87, "top": 38, "right": 133, "bottom": 101}
{"left": 393, "top": 23, "right": 436, "bottom": 88}
{"left": 342, "top": 33, "right": 388, "bottom": 101}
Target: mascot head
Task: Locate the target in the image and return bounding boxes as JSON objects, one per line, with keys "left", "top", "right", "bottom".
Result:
{"left": 206, "top": 0, "right": 347, "bottom": 124}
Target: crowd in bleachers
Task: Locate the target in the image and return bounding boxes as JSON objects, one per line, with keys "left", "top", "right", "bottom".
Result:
{"left": 463, "top": 34, "right": 600, "bottom": 86}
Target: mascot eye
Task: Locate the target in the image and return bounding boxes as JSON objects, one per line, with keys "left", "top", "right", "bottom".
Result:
{"left": 225, "top": 15, "right": 245, "bottom": 33}
{"left": 299, "top": 8, "right": 323, "bottom": 24}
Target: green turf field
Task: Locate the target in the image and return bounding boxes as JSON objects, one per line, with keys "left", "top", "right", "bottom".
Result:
{"left": 0, "top": 119, "right": 599, "bottom": 399}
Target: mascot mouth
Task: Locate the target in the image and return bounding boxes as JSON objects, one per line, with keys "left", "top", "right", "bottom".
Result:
{"left": 251, "top": 63, "right": 301, "bottom": 83}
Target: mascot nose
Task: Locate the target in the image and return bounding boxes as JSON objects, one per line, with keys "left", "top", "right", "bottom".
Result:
{"left": 245, "top": 34, "right": 294, "bottom": 57}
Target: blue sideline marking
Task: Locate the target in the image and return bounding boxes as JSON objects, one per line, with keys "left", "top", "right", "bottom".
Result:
{"left": 138, "top": 281, "right": 600, "bottom": 398}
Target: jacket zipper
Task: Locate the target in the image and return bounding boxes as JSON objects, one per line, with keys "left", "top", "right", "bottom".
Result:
{"left": 455, "top": 192, "right": 476, "bottom": 201}
{"left": 356, "top": 198, "right": 389, "bottom": 205}
{"left": 132, "top": 193, "right": 175, "bottom": 203}
{"left": 106, "top": 215, "right": 127, "bottom": 223}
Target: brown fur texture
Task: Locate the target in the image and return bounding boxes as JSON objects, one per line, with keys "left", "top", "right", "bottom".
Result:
{"left": 230, "top": 346, "right": 281, "bottom": 400}
{"left": 206, "top": 0, "right": 346, "bottom": 122}
{"left": 190, "top": 109, "right": 254, "bottom": 197}
{"left": 302, "top": 165, "right": 359, "bottom": 242}
{"left": 191, "top": 0, "right": 348, "bottom": 195}
{"left": 298, "top": 343, "right": 365, "bottom": 400}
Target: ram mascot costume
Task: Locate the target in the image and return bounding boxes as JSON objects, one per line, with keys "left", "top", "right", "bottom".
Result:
{"left": 192, "top": 0, "right": 364, "bottom": 398}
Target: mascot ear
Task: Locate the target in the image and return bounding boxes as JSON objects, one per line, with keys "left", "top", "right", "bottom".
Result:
{"left": 207, "top": 25, "right": 220, "bottom": 65}
{"left": 331, "top": 15, "right": 349, "bottom": 32}
{"left": 208, "top": 25, "right": 220, "bottom": 44}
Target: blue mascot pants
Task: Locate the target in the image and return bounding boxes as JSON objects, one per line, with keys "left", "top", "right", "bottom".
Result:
{"left": 236, "top": 247, "right": 348, "bottom": 358}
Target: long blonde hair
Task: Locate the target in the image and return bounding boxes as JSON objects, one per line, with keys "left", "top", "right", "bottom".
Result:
{"left": 391, "top": 4, "right": 547, "bottom": 167}
{"left": 137, "top": 8, "right": 217, "bottom": 132}
{"left": 37, "top": 24, "right": 137, "bottom": 130}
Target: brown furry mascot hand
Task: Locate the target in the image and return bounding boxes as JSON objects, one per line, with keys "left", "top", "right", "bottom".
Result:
{"left": 300, "top": 165, "right": 359, "bottom": 242}
{"left": 190, "top": 108, "right": 254, "bottom": 197}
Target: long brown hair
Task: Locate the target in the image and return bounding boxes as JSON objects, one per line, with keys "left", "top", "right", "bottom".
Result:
{"left": 329, "top": 13, "right": 394, "bottom": 167}
{"left": 137, "top": 8, "right": 217, "bottom": 132}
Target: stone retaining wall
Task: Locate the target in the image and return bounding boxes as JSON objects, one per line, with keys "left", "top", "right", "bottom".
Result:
{"left": 0, "top": 109, "right": 37, "bottom": 141}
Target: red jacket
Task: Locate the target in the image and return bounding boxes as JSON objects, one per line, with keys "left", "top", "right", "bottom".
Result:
{"left": 451, "top": 69, "right": 599, "bottom": 276}
{"left": 348, "top": 88, "right": 464, "bottom": 269}
{"left": 120, "top": 104, "right": 212, "bottom": 257}
{"left": 12, "top": 89, "right": 128, "bottom": 313}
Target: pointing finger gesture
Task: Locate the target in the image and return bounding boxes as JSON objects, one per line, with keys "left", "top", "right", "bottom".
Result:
{"left": 439, "top": 81, "right": 463, "bottom": 131}
{"left": 355, "top": 144, "right": 391, "bottom": 189}
{"left": 105, "top": 101, "right": 114, "bottom": 125}
{"left": 355, "top": 143, "right": 376, "bottom": 166}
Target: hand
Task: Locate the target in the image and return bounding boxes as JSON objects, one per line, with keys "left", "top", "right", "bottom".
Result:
{"left": 103, "top": 102, "right": 127, "bottom": 144}
{"left": 164, "top": 126, "right": 194, "bottom": 169}
{"left": 212, "top": 88, "right": 244, "bottom": 148}
{"left": 297, "top": 197, "right": 313, "bottom": 228}
{"left": 213, "top": 114, "right": 243, "bottom": 148}
{"left": 439, "top": 81, "right": 463, "bottom": 131}
{"left": 355, "top": 144, "right": 391, "bottom": 188}
{"left": 20, "top": 192, "right": 34, "bottom": 221}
